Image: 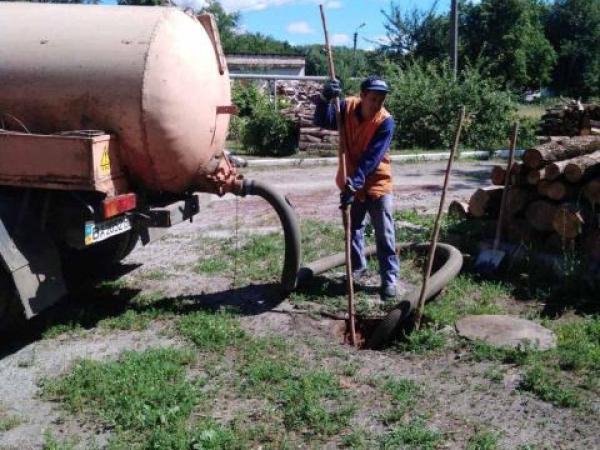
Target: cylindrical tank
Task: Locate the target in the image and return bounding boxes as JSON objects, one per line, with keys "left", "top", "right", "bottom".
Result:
{"left": 0, "top": 3, "right": 231, "bottom": 193}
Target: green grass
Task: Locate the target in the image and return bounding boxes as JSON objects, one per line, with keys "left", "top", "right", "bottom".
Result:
{"left": 425, "top": 275, "right": 509, "bottom": 326}
{"left": 380, "top": 377, "right": 421, "bottom": 424}
{"left": 393, "top": 328, "right": 448, "bottom": 354}
{"left": 0, "top": 414, "right": 20, "bottom": 432}
{"left": 466, "top": 430, "right": 501, "bottom": 450}
{"left": 518, "top": 364, "right": 580, "bottom": 407}
{"left": 177, "top": 309, "right": 246, "bottom": 351}
{"left": 41, "top": 348, "right": 198, "bottom": 445}
{"left": 379, "top": 418, "right": 442, "bottom": 450}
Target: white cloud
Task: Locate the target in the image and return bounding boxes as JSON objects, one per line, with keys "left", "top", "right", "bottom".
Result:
{"left": 287, "top": 21, "right": 314, "bottom": 34}
{"left": 331, "top": 33, "right": 350, "bottom": 45}
{"left": 220, "top": 0, "right": 301, "bottom": 12}
{"left": 326, "top": 1, "right": 342, "bottom": 8}
{"left": 173, "top": 0, "right": 208, "bottom": 10}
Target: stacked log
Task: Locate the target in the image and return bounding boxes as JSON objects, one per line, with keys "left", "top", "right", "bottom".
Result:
{"left": 276, "top": 80, "right": 339, "bottom": 152}
{"left": 459, "top": 134, "right": 600, "bottom": 261}
{"left": 540, "top": 101, "right": 600, "bottom": 136}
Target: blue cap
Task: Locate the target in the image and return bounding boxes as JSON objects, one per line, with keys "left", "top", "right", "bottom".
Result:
{"left": 360, "top": 76, "right": 390, "bottom": 94}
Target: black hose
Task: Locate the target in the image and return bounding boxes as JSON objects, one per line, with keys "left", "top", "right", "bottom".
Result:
{"left": 239, "top": 179, "right": 301, "bottom": 292}
{"left": 297, "top": 242, "right": 463, "bottom": 348}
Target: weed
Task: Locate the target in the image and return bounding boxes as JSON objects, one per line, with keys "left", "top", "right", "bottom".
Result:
{"left": 380, "top": 378, "right": 420, "bottom": 424}
{"left": 177, "top": 310, "right": 245, "bottom": 351}
{"left": 42, "top": 322, "right": 85, "bottom": 339}
{"left": 138, "top": 269, "right": 170, "bottom": 281}
{"left": 483, "top": 365, "right": 504, "bottom": 383}
{"left": 553, "top": 316, "right": 600, "bottom": 374}
{"left": 394, "top": 328, "right": 447, "bottom": 354}
{"left": 0, "top": 414, "right": 20, "bottom": 432}
{"left": 379, "top": 418, "right": 442, "bottom": 450}
{"left": 195, "top": 257, "right": 230, "bottom": 274}
{"left": 97, "top": 308, "right": 160, "bottom": 331}
{"left": 518, "top": 364, "right": 580, "bottom": 407}
{"left": 41, "top": 348, "right": 198, "bottom": 444}
{"left": 341, "top": 429, "right": 373, "bottom": 449}
{"left": 467, "top": 430, "right": 501, "bottom": 450}
{"left": 42, "top": 431, "right": 80, "bottom": 450}
{"left": 469, "top": 341, "right": 533, "bottom": 365}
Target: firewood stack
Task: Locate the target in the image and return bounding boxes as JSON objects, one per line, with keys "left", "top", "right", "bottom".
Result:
{"left": 451, "top": 134, "right": 600, "bottom": 262}
{"left": 277, "top": 80, "right": 339, "bottom": 152}
{"left": 540, "top": 100, "right": 600, "bottom": 136}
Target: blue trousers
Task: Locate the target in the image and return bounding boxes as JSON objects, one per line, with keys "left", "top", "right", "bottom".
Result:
{"left": 350, "top": 194, "right": 399, "bottom": 287}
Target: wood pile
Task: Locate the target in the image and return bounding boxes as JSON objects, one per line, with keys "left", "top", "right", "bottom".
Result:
{"left": 277, "top": 80, "right": 339, "bottom": 152}
{"left": 540, "top": 100, "right": 600, "bottom": 136}
{"left": 451, "top": 134, "right": 600, "bottom": 262}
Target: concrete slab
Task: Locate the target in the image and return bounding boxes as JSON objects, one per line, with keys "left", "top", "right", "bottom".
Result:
{"left": 456, "top": 314, "right": 557, "bottom": 351}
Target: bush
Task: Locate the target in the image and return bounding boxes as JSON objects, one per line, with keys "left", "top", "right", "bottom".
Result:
{"left": 232, "top": 81, "right": 262, "bottom": 117}
{"left": 241, "top": 102, "right": 297, "bottom": 157}
{"left": 382, "top": 60, "right": 520, "bottom": 150}
{"left": 227, "top": 115, "right": 246, "bottom": 142}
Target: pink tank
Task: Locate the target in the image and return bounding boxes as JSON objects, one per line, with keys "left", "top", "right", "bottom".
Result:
{"left": 0, "top": 3, "right": 231, "bottom": 193}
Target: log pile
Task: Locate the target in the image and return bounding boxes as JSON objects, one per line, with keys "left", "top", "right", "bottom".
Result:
{"left": 277, "top": 80, "right": 339, "bottom": 152}
{"left": 540, "top": 100, "right": 600, "bottom": 136}
{"left": 453, "top": 135, "right": 600, "bottom": 263}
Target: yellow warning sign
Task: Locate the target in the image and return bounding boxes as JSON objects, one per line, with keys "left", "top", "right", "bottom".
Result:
{"left": 100, "top": 146, "right": 111, "bottom": 174}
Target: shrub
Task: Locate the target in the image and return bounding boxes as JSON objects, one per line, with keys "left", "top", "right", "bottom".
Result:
{"left": 382, "top": 59, "right": 519, "bottom": 150}
{"left": 241, "top": 102, "right": 297, "bottom": 156}
{"left": 232, "top": 81, "right": 262, "bottom": 117}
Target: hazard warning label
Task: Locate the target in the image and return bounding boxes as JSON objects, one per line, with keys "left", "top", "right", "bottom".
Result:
{"left": 100, "top": 146, "right": 111, "bottom": 174}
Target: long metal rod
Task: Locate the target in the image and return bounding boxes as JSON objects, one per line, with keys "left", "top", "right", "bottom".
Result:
{"left": 319, "top": 4, "right": 356, "bottom": 347}
{"left": 413, "top": 106, "right": 465, "bottom": 331}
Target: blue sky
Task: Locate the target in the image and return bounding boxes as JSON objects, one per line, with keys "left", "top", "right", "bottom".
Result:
{"left": 179, "top": 0, "right": 455, "bottom": 50}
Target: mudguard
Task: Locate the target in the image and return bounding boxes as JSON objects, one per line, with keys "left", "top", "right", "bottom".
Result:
{"left": 0, "top": 193, "right": 67, "bottom": 319}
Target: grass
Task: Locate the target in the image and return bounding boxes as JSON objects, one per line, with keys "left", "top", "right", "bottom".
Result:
{"left": 393, "top": 328, "right": 448, "bottom": 354}
{"left": 380, "top": 377, "right": 421, "bottom": 424}
{"left": 41, "top": 348, "right": 198, "bottom": 445}
{"left": 379, "top": 418, "right": 442, "bottom": 450}
{"left": 518, "top": 364, "right": 580, "bottom": 407}
{"left": 177, "top": 309, "right": 246, "bottom": 351}
{"left": 0, "top": 414, "right": 20, "bottom": 432}
{"left": 466, "top": 430, "right": 501, "bottom": 450}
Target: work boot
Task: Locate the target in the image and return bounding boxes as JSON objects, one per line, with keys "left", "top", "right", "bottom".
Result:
{"left": 380, "top": 283, "right": 397, "bottom": 301}
{"left": 345, "top": 269, "right": 367, "bottom": 288}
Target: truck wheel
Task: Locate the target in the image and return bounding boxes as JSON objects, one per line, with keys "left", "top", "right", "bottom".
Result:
{"left": 67, "top": 230, "right": 139, "bottom": 273}
{"left": 0, "top": 269, "right": 25, "bottom": 335}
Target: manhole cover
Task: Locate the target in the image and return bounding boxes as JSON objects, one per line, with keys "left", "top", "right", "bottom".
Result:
{"left": 456, "top": 314, "right": 556, "bottom": 350}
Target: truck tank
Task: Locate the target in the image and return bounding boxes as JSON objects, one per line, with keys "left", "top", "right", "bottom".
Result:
{"left": 0, "top": 3, "right": 231, "bottom": 193}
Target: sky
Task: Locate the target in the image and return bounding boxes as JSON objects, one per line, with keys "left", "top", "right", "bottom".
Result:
{"left": 176, "top": 0, "right": 456, "bottom": 50}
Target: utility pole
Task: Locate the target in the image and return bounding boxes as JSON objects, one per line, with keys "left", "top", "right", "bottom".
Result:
{"left": 449, "top": 0, "right": 458, "bottom": 80}
{"left": 353, "top": 22, "right": 366, "bottom": 76}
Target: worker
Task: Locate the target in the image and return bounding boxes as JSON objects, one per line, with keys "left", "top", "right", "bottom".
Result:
{"left": 314, "top": 76, "right": 399, "bottom": 301}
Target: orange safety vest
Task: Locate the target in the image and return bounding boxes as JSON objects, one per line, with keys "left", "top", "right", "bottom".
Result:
{"left": 335, "top": 96, "right": 393, "bottom": 200}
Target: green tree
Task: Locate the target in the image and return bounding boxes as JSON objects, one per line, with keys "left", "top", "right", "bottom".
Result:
{"left": 544, "top": 0, "right": 600, "bottom": 98}
{"left": 460, "top": 0, "right": 556, "bottom": 90}
{"left": 381, "top": 1, "right": 449, "bottom": 63}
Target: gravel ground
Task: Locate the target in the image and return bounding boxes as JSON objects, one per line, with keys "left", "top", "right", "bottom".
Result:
{"left": 0, "top": 160, "right": 597, "bottom": 449}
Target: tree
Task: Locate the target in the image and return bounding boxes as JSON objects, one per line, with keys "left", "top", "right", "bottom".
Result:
{"left": 461, "top": 0, "right": 556, "bottom": 90}
{"left": 381, "top": 1, "right": 449, "bottom": 63}
{"left": 544, "top": 0, "right": 600, "bottom": 98}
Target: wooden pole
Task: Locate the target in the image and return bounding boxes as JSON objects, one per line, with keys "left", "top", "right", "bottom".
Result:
{"left": 413, "top": 106, "right": 465, "bottom": 331}
{"left": 493, "top": 122, "right": 519, "bottom": 251}
{"left": 319, "top": 4, "right": 356, "bottom": 346}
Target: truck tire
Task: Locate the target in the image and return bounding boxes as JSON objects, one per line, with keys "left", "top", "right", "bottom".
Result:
{"left": 66, "top": 230, "right": 139, "bottom": 274}
{"left": 0, "top": 269, "right": 25, "bottom": 336}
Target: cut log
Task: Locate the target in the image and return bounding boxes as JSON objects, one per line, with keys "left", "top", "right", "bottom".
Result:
{"left": 537, "top": 180, "right": 552, "bottom": 197}
{"left": 507, "top": 219, "right": 536, "bottom": 243}
{"left": 583, "top": 178, "right": 600, "bottom": 204}
{"left": 526, "top": 200, "right": 558, "bottom": 232}
{"left": 564, "top": 150, "right": 600, "bottom": 182}
{"left": 545, "top": 181, "right": 575, "bottom": 202}
{"left": 448, "top": 200, "right": 470, "bottom": 220}
{"left": 583, "top": 230, "right": 600, "bottom": 260}
{"left": 491, "top": 163, "right": 523, "bottom": 186}
{"left": 527, "top": 168, "right": 547, "bottom": 185}
{"left": 505, "top": 187, "right": 535, "bottom": 215}
{"left": 522, "top": 136, "right": 600, "bottom": 169}
{"left": 468, "top": 186, "right": 504, "bottom": 218}
{"left": 552, "top": 204, "right": 584, "bottom": 239}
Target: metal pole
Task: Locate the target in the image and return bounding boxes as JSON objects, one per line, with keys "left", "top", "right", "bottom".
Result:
{"left": 449, "top": 0, "right": 458, "bottom": 80}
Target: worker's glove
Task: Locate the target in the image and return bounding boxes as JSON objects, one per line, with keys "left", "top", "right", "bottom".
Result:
{"left": 321, "top": 79, "right": 341, "bottom": 102}
{"left": 339, "top": 179, "right": 356, "bottom": 210}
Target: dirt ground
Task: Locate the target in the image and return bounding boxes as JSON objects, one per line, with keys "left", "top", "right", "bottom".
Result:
{"left": 0, "top": 160, "right": 597, "bottom": 449}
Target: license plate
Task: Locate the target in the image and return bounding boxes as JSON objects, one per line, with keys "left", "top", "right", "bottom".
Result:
{"left": 84, "top": 215, "right": 131, "bottom": 246}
